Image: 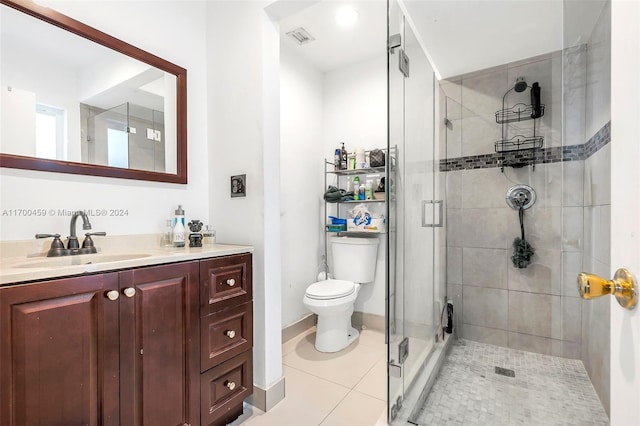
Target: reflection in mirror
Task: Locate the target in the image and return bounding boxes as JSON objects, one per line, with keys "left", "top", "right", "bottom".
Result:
{"left": 0, "top": 0, "right": 186, "bottom": 183}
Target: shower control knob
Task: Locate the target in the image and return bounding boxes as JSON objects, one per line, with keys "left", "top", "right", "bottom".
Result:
{"left": 226, "top": 278, "right": 236, "bottom": 287}
{"left": 226, "top": 330, "right": 236, "bottom": 339}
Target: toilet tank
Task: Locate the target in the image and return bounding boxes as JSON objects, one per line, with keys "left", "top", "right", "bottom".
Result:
{"left": 330, "top": 236, "right": 379, "bottom": 283}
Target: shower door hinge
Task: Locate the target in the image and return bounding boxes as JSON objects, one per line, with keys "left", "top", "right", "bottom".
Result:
{"left": 399, "top": 337, "right": 409, "bottom": 363}
{"left": 388, "top": 360, "right": 402, "bottom": 378}
{"left": 389, "top": 33, "right": 401, "bottom": 54}
{"left": 388, "top": 338, "right": 409, "bottom": 378}
{"left": 399, "top": 49, "right": 410, "bottom": 78}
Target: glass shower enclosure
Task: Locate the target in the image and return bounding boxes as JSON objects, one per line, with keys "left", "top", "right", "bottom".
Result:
{"left": 83, "top": 102, "right": 166, "bottom": 172}
{"left": 387, "top": 0, "right": 446, "bottom": 423}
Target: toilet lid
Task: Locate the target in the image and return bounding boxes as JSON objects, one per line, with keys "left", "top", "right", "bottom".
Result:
{"left": 306, "top": 279, "right": 355, "bottom": 300}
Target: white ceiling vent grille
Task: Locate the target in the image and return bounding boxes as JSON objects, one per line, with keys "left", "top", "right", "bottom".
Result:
{"left": 286, "top": 27, "right": 315, "bottom": 45}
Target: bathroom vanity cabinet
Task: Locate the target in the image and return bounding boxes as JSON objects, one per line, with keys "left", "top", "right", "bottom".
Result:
{"left": 0, "top": 252, "right": 253, "bottom": 426}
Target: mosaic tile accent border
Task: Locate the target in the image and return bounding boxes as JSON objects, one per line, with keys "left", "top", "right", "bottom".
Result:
{"left": 440, "top": 121, "right": 611, "bottom": 172}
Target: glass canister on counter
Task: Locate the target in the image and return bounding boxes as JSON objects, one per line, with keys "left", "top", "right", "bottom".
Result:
{"left": 202, "top": 226, "right": 216, "bottom": 246}
{"left": 162, "top": 219, "right": 173, "bottom": 247}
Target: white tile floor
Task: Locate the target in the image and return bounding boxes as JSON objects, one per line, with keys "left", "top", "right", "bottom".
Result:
{"left": 231, "top": 327, "right": 388, "bottom": 426}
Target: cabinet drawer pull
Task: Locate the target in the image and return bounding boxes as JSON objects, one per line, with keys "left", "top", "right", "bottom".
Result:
{"left": 226, "top": 278, "right": 236, "bottom": 287}
{"left": 225, "top": 381, "right": 236, "bottom": 391}
{"left": 225, "top": 330, "right": 236, "bottom": 339}
{"left": 123, "top": 287, "right": 136, "bottom": 298}
{"left": 106, "top": 290, "right": 119, "bottom": 301}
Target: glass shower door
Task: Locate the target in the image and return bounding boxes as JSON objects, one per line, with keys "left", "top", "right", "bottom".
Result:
{"left": 92, "top": 103, "right": 129, "bottom": 168}
{"left": 387, "top": 1, "right": 439, "bottom": 423}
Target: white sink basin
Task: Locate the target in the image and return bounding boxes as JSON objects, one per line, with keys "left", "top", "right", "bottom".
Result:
{"left": 15, "top": 253, "right": 152, "bottom": 269}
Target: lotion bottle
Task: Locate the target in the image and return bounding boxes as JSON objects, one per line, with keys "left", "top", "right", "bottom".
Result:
{"left": 172, "top": 205, "right": 185, "bottom": 247}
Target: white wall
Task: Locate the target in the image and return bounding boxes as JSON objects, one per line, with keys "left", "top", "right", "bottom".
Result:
{"left": 206, "top": 0, "right": 283, "bottom": 397}
{"left": 0, "top": 1, "right": 209, "bottom": 241}
{"left": 279, "top": 44, "right": 325, "bottom": 328}
{"left": 279, "top": 52, "right": 387, "bottom": 324}
{"left": 1, "top": 40, "right": 80, "bottom": 161}
{"left": 323, "top": 55, "right": 388, "bottom": 316}
{"left": 323, "top": 55, "right": 388, "bottom": 159}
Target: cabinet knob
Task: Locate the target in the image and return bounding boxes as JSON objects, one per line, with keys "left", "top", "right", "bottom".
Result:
{"left": 226, "top": 278, "right": 236, "bottom": 287}
{"left": 123, "top": 287, "right": 136, "bottom": 298}
{"left": 226, "top": 330, "right": 236, "bottom": 339}
{"left": 225, "top": 381, "right": 236, "bottom": 391}
{"left": 106, "top": 290, "right": 119, "bottom": 301}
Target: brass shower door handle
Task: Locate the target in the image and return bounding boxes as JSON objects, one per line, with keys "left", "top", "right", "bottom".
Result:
{"left": 577, "top": 268, "right": 637, "bottom": 309}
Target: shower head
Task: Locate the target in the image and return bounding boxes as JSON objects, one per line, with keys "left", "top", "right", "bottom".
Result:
{"left": 514, "top": 77, "right": 528, "bottom": 93}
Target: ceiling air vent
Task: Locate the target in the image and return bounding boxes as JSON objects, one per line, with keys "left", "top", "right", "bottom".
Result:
{"left": 286, "top": 27, "right": 315, "bottom": 45}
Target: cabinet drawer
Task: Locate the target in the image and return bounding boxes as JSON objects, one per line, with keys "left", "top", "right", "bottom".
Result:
{"left": 200, "top": 253, "right": 252, "bottom": 315}
{"left": 201, "top": 350, "right": 253, "bottom": 426}
{"left": 201, "top": 302, "right": 253, "bottom": 372}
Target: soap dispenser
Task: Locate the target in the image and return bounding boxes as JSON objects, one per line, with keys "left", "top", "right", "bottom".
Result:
{"left": 172, "top": 205, "right": 185, "bottom": 247}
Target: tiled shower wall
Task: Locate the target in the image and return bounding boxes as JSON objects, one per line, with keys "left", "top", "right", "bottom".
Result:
{"left": 580, "top": 0, "right": 611, "bottom": 414}
{"left": 441, "top": 45, "right": 605, "bottom": 360}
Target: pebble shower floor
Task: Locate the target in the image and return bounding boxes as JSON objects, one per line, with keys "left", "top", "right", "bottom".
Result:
{"left": 415, "top": 339, "right": 609, "bottom": 425}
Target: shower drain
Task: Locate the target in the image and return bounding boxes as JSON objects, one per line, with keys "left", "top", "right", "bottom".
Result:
{"left": 494, "top": 366, "right": 516, "bottom": 377}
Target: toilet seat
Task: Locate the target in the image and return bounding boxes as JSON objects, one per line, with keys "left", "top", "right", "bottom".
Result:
{"left": 305, "top": 279, "right": 355, "bottom": 300}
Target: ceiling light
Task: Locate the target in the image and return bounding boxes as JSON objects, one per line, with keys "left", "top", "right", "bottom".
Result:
{"left": 335, "top": 6, "right": 359, "bottom": 28}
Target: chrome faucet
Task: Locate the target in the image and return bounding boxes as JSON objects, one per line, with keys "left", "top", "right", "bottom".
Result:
{"left": 68, "top": 210, "right": 92, "bottom": 251}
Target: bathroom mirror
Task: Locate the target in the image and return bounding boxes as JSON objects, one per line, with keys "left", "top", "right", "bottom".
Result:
{"left": 0, "top": 0, "right": 187, "bottom": 183}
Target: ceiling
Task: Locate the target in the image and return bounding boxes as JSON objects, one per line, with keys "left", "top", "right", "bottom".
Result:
{"left": 278, "top": 1, "right": 387, "bottom": 72}
{"left": 275, "top": 0, "right": 606, "bottom": 79}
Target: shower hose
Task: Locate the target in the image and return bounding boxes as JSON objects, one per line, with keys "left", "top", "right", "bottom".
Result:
{"left": 511, "top": 206, "right": 535, "bottom": 268}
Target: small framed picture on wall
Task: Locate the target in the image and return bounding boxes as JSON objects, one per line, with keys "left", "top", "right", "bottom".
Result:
{"left": 231, "top": 174, "right": 246, "bottom": 197}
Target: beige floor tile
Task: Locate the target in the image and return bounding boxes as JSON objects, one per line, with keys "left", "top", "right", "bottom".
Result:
{"left": 353, "top": 354, "right": 387, "bottom": 402}
{"left": 283, "top": 334, "right": 385, "bottom": 388}
{"left": 282, "top": 326, "right": 316, "bottom": 356}
{"left": 228, "top": 403, "right": 265, "bottom": 425}
{"left": 242, "top": 366, "right": 350, "bottom": 426}
{"left": 357, "top": 328, "right": 386, "bottom": 349}
{"left": 320, "top": 390, "right": 386, "bottom": 426}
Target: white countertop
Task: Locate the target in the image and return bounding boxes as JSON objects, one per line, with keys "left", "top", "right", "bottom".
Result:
{"left": 0, "top": 235, "right": 253, "bottom": 285}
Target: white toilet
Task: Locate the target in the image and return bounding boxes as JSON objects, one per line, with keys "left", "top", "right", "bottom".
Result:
{"left": 303, "top": 236, "right": 379, "bottom": 353}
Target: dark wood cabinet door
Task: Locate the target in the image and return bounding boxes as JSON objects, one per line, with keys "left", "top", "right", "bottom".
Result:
{"left": 0, "top": 273, "right": 120, "bottom": 426}
{"left": 119, "top": 261, "right": 199, "bottom": 426}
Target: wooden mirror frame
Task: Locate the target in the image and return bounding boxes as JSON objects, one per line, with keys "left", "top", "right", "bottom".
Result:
{"left": 0, "top": 0, "right": 187, "bottom": 184}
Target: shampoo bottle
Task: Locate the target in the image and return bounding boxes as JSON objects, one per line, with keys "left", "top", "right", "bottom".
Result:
{"left": 340, "top": 142, "right": 348, "bottom": 170}
{"left": 365, "top": 180, "right": 373, "bottom": 200}
{"left": 172, "top": 205, "right": 185, "bottom": 247}
{"left": 353, "top": 176, "right": 360, "bottom": 199}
